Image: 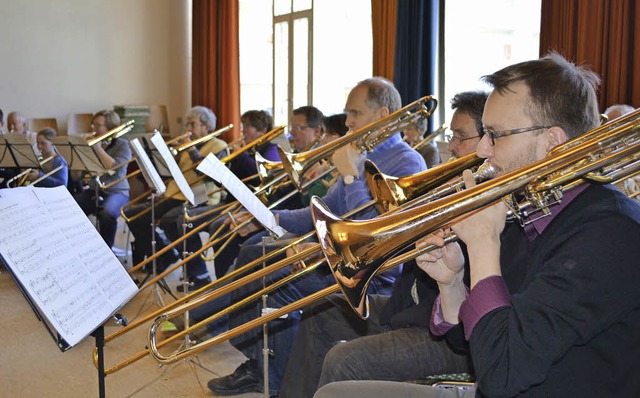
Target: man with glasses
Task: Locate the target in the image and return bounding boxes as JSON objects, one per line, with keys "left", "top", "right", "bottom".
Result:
{"left": 124, "top": 106, "right": 228, "bottom": 281}
{"left": 316, "top": 54, "right": 640, "bottom": 398}
{"left": 289, "top": 106, "right": 324, "bottom": 152}
{"left": 446, "top": 92, "right": 488, "bottom": 159}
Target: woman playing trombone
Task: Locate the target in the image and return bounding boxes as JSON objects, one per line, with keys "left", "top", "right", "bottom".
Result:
{"left": 24, "top": 128, "right": 68, "bottom": 188}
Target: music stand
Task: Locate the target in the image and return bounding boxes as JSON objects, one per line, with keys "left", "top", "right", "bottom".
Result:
{"left": 130, "top": 136, "right": 173, "bottom": 309}
{"left": 0, "top": 133, "right": 42, "bottom": 187}
{"left": 139, "top": 132, "right": 172, "bottom": 178}
{"left": 52, "top": 135, "right": 114, "bottom": 231}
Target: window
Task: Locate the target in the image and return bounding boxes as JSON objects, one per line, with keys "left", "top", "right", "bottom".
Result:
{"left": 239, "top": 0, "right": 372, "bottom": 125}
{"left": 443, "top": 0, "right": 542, "bottom": 129}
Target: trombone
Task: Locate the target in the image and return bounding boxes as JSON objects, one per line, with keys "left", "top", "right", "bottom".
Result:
{"left": 279, "top": 96, "right": 437, "bottom": 190}
{"left": 96, "top": 152, "right": 483, "bottom": 374}
{"left": 86, "top": 120, "right": 134, "bottom": 146}
{"left": 145, "top": 109, "right": 640, "bottom": 363}
{"left": 311, "top": 109, "right": 640, "bottom": 318}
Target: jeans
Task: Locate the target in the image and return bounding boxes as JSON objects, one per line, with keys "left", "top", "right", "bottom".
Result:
{"left": 279, "top": 295, "right": 472, "bottom": 398}
{"left": 75, "top": 189, "right": 129, "bottom": 249}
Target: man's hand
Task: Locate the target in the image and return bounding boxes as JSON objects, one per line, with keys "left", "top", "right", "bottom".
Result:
{"left": 415, "top": 229, "right": 465, "bottom": 287}
{"left": 172, "top": 132, "right": 193, "bottom": 147}
{"left": 331, "top": 143, "right": 364, "bottom": 178}
{"left": 286, "top": 242, "right": 322, "bottom": 273}
{"left": 449, "top": 169, "right": 505, "bottom": 288}
{"left": 224, "top": 211, "right": 262, "bottom": 237}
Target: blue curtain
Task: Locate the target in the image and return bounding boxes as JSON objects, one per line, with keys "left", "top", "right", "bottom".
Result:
{"left": 393, "top": 0, "right": 439, "bottom": 131}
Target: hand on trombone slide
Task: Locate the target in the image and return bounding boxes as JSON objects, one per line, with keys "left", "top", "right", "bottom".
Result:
{"left": 332, "top": 142, "right": 365, "bottom": 178}
{"left": 223, "top": 210, "right": 262, "bottom": 237}
{"left": 287, "top": 242, "right": 323, "bottom": 273}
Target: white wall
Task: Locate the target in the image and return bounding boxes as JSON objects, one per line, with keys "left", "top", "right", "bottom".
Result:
{"left": 0, "top": 0, "right": 191, "bottom": 135}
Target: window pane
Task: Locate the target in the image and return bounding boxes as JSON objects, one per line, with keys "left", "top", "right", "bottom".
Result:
{"left": 313, "top": 0, "right": 372, "bottom": 116}
{"left": 274, "top": 21, "right": 290, "bottom": 126}
{"left": 274, "top": 0, "right": 291, "bottom": 16}
{"left": 444, "top": 0, "right": 541, "bottom": 132}
{"left": 239, "top": 0, "right": 273, "bottom": 114}
{"left": 293, "top": 0, "right": 312, "bottom": 12}
{"left": 292, "top": 17, "right": 309, "bottom": 111}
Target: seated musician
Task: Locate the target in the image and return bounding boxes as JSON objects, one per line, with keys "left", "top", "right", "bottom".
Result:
{"left": 24, "top": 128, "right": 69, "bottom": 188}
{"left": 1, "top": 111, "right": 38, "bottom": 185}
{"left": 160, "top": 109, "right": 283, "bottom": 289}
{"left": 124, "top": 106, "right": 228, "bottom": 273}
{"left": 74, "top": 110, "right": 132, "bottom": 250}
{"left": 203, "top": 77, "right": 427, "bottom": 397}
{"left": 315, "top": 54, "right": 640, "bottom": 398}
{"left": 279, "top": 91, "right": 487, "bottom": 398}
{"left": 164, "top": 106, "right": 328, "bottom": 292}
{"left": 403, "top": 116, "right": 441, "bottom": 168}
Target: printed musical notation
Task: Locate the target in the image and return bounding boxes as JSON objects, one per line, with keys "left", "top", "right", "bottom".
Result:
{"left": 0, "top": 186, "right": 138, "bottom": 348}
{"left": 197, "top": 154, "right": 286, "bottom": 238}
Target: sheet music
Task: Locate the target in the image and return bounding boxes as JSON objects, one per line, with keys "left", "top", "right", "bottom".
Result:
{"left": 0, "top": 186, "right": 138, "bottom": 347}
{"left": 140, "top": 133, "right": 171, "bottom": 177}
{"left": 197, "top": 154, "right": 286, "bottom": 237}
{"left": 150, "top": 134, "right": 195, "bottom": 205}
{"left": 131, "top": 136, "right": 166, "bottom": 194}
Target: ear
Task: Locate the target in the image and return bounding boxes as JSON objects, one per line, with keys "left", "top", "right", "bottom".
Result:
{"left": 545, "top": 126, "right": 568, "bottom": 151}
{"left": 378, "top": 106, "right": 390, "bottom": 119}
{"left": 314, "top": 126, "right": 323, "bottom": 137}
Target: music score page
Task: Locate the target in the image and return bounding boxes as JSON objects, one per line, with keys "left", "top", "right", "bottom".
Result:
{"left": 0, "top": 186, "right": 138, "bottom": 348}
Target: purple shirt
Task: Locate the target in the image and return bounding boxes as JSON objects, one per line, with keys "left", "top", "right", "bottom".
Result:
{"left": 430, "top": 184, "right": 590, "bottom": 339}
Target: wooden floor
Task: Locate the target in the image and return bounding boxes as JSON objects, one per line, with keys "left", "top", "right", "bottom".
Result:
{"left": 0, "top": 221, "right": 263, "bottom": 398}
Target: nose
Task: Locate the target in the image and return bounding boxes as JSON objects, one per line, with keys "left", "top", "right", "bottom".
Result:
{"left": 345, "top": 115, "right": 355, "bottom": 130}
{"left": 447, "top": 140, "right": 456, "bottom": 156}
{"left": 475, "top": 134, "right": 493, "bottom": 159}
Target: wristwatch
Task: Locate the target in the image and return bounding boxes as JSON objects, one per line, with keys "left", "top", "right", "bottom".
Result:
{"left": 344, "top": 175, "right": 356, "bottom": 185}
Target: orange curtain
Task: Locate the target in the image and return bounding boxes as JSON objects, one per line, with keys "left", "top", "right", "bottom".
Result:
{"left": 371, "top": 0, "right": 398, "bottom": 80}
{"left": 192, "top": 0, "right": 241, "bottom": 142}
{"left": 540, "top": 0, "right": 640, "bottom": 110}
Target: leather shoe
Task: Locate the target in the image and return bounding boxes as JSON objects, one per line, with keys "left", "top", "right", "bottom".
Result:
{"left": 208, "top": 359, "right": 261, "bottom": 395}
{"left": 176, "top": 276, "right": 212, "bottom": 293}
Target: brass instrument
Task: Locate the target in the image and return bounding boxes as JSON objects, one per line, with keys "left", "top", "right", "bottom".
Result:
{"left": 169, "top": 124, "right": 234, "bottom": 156}
{"left": 365, "top": 152, "right": 485, "bottom": 213}
{"left": 311, "top": 110, "right": 640, "bottom": 318}
{"left": 86, "top": 120, "right": 134, "bottom": 146}
{"left": 6, "top": 154, "right": 59, "bottom": 187}
{"left": 410, "top": 124, "right": 447, "bottom": 152}
{"left": 279, "top": 96, "right": 437, "bottom": 190}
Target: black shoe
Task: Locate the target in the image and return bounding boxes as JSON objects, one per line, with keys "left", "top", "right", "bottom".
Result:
{"left": 176, "top": 276, "right": 212, "bottom": 293}
{"left": 207, "top": 360, "right": 261, "bottom": 395}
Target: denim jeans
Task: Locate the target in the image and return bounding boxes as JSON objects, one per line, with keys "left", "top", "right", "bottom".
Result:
{"left": 75, "top": 189, "right": 129, "bottom": 248}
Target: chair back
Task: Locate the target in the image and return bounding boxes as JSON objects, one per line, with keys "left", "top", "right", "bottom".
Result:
{"left": 67, "top": 113, "right": 94, "bottom": 136}
{"left": 146, "top": 105, "right": 170, "bottom": 135}
{"left": 28, "top": 118, "right": 59, "bottom": 133}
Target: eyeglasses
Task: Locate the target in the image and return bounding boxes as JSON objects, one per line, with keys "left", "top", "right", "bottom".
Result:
{"left": 445, "top": 135, "right": 480, "bottom": 145}
{"left": 289, "top": 125, "right": 310, "bottom": 132}
{"left": 482, "top": 125, "right": 550, "bottom": 146}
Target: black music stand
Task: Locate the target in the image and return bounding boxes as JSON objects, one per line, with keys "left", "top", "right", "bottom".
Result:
{"left": 0, "top": 133, "right": 41, "bottom": 187}
{"left": 130, "top": 136, "right": 174, "bottom": 307}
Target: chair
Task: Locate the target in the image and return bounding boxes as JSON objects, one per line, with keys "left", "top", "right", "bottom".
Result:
{"left": 146, "top": 105, "right": 170, "bottom": 135}
{"left": 28, "top": 118, "right": 58, "bottom": 133}
{"left": 67, "top": 113, "right": 94, "bottom": 136}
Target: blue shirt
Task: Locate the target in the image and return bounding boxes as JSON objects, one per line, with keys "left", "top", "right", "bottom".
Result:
{"left": 275, "top": 133, "right": 427, "bottom": 234}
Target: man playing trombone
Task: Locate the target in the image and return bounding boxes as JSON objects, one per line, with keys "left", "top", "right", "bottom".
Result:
{"left": 279, "top": 91, "right": 488, "bottom": 398}
{"left": 206, "top": 77, "right": 428, "bottom": 397}
{"left": 316, "top": 54, "right": 640, "bottom": 398}
{"left": 124, "top": 106, "right": 228, "bottom": 276}
{"left": 162, "top": 109, "right": 283, "bottom": 287}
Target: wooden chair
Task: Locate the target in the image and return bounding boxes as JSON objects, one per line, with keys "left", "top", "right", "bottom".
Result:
{"left": 28, "top": 118, "right": 58, "bottom": 133}
{"left": 67, "top": 113, "right": 94, "bottom": 136}
{"left": 146, "top": 105, "right": 170, "bottom": 135}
